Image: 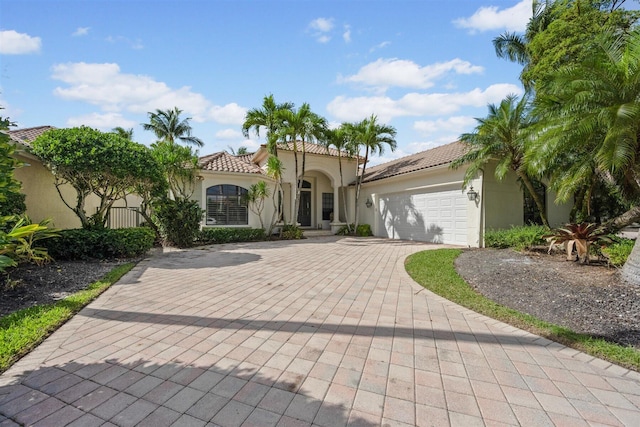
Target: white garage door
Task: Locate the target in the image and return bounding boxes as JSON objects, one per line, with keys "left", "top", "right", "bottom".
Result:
{"left": 377, "top": 188, "right": 468, "bottom": 245}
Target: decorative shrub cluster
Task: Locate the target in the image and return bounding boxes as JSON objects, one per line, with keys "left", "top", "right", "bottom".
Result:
{"left": 197, "top": 228, "right": 266, "bottom": 244}
{"left": 602, "top": 238, "right": 634, "bottom": 266}
{"left": 153, "top": 197, "right": 203, "bottom": 248}
{"left": 42, "top": 227, "right": 155, "bottom": 260}
{"left": 484, "top": 225, "right": 547, "bottom": 250}
{"left": 336, "top": 223, "right": 373, "bottom": 237}
{"left": 281, "top": 224, "right": 304, "bottom": 240}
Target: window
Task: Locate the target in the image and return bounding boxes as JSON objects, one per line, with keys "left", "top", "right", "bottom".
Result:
{"left": 322, "top": 193, "right": 333, "bottom": 221}
{"left": 206, "top": 185, "right": 248, "bottom": 225}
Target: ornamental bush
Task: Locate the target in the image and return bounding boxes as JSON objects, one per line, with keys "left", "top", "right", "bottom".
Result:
{"left": 336, "top": 223, "right": 373, "bottom": 237}
{"left": 484, "top": 225, "right": 547, "bottom": 250}
{"left": 43, "top": 227, "right": 155, "bottom": 260}
{"left": 197, "top": 228, "right": 266, "bottom": 245}
{"left": 152, "top": 197, "right": 203, "bottom": 248}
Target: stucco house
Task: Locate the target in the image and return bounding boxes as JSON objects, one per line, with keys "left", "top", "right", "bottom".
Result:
{"left": 9, "top": 126, "right": 571, "bottom": 246}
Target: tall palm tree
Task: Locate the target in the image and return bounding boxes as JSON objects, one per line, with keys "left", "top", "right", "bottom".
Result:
{"left": 452, "top": 94, "right": 549, "bottom": 227}
{"left": 142, "top": 107, "right": 203, "bottom": 147}
{"left": 344, "top": 115, "right": 397, "bottom": 231}
{"left": 279, "top": 103, "right": 328, "bottom": 225}
{"left": 265, "top": 153, "right": 285, "bottom": 233}
{"left": 325, "top": 126, "right": 354, "bottom": 230}
{"left": 242, "top": 94, "right": 294, "bottom": 155}
{"left": 111, "top": 127, "right": 134, "bottom": 140}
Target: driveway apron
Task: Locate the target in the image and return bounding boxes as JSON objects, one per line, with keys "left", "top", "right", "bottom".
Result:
{"left": 1, "top": 236, "right": 639, "bottom": 426}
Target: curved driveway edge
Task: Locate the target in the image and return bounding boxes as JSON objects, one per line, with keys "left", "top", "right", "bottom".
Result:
{"left": 1, "top": 236, "right": 639, "bottom": 426}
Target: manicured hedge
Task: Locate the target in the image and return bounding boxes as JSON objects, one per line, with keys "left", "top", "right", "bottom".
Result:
{"left": 197, "top": 227, "right": 266, "bottom": 245}
{"left": 43, "top": 227, "right": 155, "bottom": 260}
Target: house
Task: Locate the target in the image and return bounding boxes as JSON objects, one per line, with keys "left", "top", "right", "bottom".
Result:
{"left": 9, "top": 125, "right": 571, "bottom": 246}
{"left": 8, "top": 126, "right": 140, "bottom": 229}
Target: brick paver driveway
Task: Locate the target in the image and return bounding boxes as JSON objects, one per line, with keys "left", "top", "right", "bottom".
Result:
{"left": 1, "top": 236, "right": 640, "bottom": 426}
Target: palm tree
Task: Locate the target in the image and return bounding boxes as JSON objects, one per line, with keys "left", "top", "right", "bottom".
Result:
{"left": 344, "top": 115, "right": 397, "bottom": 231}
{"left": 142, "top": 107, "right": 203, "bottom": 147}
{"left": 325, "top": 126, "right": 354, "bottom": 231}
{"left": 279, "top": 103, "right": 328, "bottom": 225}
{"left": 265, "top": 153, "right": 285, "bottom": 233}
{"left": 452, "top": 94, "right": 549, "bottom": 227}
{"left": 244, "top": 181, "right": 270, "bottom": 230}
{"left": 242, "top": 95, "right": 294, "bottom": 155}
{"left": 112, "top": 127, "right": 134, "bottom": 140}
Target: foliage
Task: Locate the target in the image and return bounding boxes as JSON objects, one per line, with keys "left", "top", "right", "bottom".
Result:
{"left": 153, "top": 197, "right": 203, "bottom": 248}
{"left": 405, "top": 249, "right": 640, "bottom": 371}
{"left": 197, "top": 227, "right": 266, "bottom": 245}
{"left": 342, "top": 115, "right": 397, "bottom": 231}
{"left": 31, "top": 126, "right": 161, "bottom": 229}
{"left": 242, "top": 94, "right": 294, "bottom": 154}
{"left": 280, "top": 224, "right": 304, "bottom": 240}
{"left": 0, "top": 263, "right": 134, "bottom": 373}
{"left": 150, "top": 141, "right": 198, "bottom": 199}
{"left": 336, "top": 223, "right": 373, "bottom": 237}
{"left": 602, "top": 238, "right": 635, "bottom": 266}
{"left": 0, "top": 191, "right": 26, "bottom": 220}
{"left": 142, "top": 107, "right": 203, "bottom": 147}
{"left": 265, "top": 154, "right": 284, "bottom": 232}
{"left": 543, "top": 223, "right": 613, "bottom": 263}
{"left": 325, "top": 127, "right": 354, "bottom": 231}
{"left": 0, "top": 111, "right": 23, "bottom": 211}
{"left": 484, "top": 225, "right": 548, "bottom": 250}
{"left": 42, "top": 227, "right": 154, "bottom": 260}
{"left": 1, "top": 216, "right": 58, "bottom": 274}
{"left": 244, "top": 181, "right": 270, "bottom": 230}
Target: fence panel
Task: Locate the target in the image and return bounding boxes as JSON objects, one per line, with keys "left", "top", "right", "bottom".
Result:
{"left": 107, "top": 207, "right": 143, "bottom": 229}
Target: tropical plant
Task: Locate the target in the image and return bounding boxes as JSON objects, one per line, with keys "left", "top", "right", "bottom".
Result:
{"left": 0, "top": 111, "right": 23, "bottom": 209}
{"left": 452, "top": 94, "right": 549, "bottom": 227}
{"left": 152, "top": 197, "right": 203, "bottom": 248}
{"left": 244, "top": 181, "right": 270, "bottom": 230}
{"left": 343, "top": 115, "right": 397, "bottom": 231}
{"left": 325, "top": 126, "right": 354, "bottom": 231}
{"left": 111, "top": 127, "right": 134, "bottom": 140}
{"left": 543, "top": 223, "right": 612, "bottom": 263}
{"left": 31, "top": 127, "right": 162, "bottom": 229}
{"left": 142, "top": 107, "right": 203, "bottom": 147}
{"left": 242, "top": 94, "right": 294, "bottom": 155}
{"left": 150, "top": 141, "right": 199, "bottom": 199}
{"left": 265, "top": 153, "right": 285, "bottom": 234}
{"left": 0, "top": 216, "right": 58, "bottom": 273}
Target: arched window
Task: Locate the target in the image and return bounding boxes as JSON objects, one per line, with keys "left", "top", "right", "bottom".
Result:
{"left": 206, "top": 185, "right": 248, "bottom": 226}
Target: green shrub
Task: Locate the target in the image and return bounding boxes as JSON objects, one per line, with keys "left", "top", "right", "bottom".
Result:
{"left": 336, "top": 223, "right": 373, "bottom": 237}
{"left": 43, "top": 227, "right": 154, "bottom": 260}
{"left": 153, "top": 197, "right": 203, "bottom": 248}
{"left": 197, "top": 227, "right": 266, "bottom": 245}
{"left": 484, "top": 225, "right": 548, "bottom": 250}
{"left": 602, "top": 238, "right": 635, "bottom": 267}
{"left": 1, "top": 216, "right": 57, "bottom": 273}
{"left": 281, "top": 224, "right": 303, "bottom": 240}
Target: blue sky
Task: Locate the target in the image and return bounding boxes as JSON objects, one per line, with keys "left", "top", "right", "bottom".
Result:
{"left": 1, "top": 0, "right": 532, "bottom": 165}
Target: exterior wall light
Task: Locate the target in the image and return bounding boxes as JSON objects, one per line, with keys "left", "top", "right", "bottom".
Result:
{"left": 365, "top": 198, "right": 373, "bottom": 208}
{"left": 467, "top": 186, "right": 479, "bottom": 202}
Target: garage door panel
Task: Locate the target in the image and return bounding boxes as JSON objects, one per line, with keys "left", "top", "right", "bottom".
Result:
{"left": 378, "top": 188, "right": 467, "bottom": 245}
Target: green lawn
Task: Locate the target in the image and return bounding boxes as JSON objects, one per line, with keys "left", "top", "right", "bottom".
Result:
{"left": 0, "top": 263, "right": 135, "bottom": 373}
{"left": 405, "top": 249, "right": 640, "bottom": 372}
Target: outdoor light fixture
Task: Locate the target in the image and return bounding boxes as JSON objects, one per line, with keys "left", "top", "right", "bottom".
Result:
{"left": 467, "top": 186, "right": 479, "bottom": 202}
{"left": 365, "top": 198, "right": 373, "bottom": 208}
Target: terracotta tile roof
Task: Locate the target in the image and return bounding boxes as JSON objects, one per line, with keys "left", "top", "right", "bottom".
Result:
{"left": 7, "top": 126, "right": 55, "bottom": 148}
{"left": 276, "top": 141, "right": 360, "bottom": 159}
{"left": 198, "top": 151, "right": 263, "bottom": 174}
{"left": 361, "top": 141, "right": 467, "bottom": 183}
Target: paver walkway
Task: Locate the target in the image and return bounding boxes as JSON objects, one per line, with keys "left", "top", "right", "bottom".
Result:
{"left": 1, "top": 236, "right": 640, "bottom": 426}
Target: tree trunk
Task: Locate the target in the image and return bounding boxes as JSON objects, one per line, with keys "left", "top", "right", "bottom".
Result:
{"left": 603, "top": 205, "right": 640, "bottom": 232}
{"left": 622, "top": 232, "right": 640, "bottom": 285}
{"left": 518, "top": 171, "right": 549, "bottom": 228}
{"left": 354, "top": 147, "right": 370, "bottom": 232}
{"left": 293, "top": 143, "right": 301, "bottom": 227}
{"left": 338, "top": 153, "right": 351, "bottom": 232}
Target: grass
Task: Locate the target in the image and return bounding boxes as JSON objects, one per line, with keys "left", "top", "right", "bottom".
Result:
{"left": 405, "top": 249, "right": 640, "bottom": 372}
{"left": 0, "top": 262, "right": 135, "bottom": 374}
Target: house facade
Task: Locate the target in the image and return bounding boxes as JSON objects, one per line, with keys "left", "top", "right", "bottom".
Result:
{"left": 9, "top": 126, "right": 571, "bottom": 246}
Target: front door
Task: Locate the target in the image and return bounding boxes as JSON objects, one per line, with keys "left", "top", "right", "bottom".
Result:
{"left": 298, "top": 191, "right": 311, "bottom": 226}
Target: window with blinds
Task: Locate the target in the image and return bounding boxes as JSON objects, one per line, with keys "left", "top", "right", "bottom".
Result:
{"left": 206, "top": 185, "right": 248, "bottom": 225}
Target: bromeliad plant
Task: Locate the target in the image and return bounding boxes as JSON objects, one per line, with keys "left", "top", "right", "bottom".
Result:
{"left": 543, "top": 223, "right": 612, "bottom": 264}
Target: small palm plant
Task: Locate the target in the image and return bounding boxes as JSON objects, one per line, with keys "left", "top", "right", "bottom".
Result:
{"left": 543, "top": 223, "right": 612, "bottom": 264}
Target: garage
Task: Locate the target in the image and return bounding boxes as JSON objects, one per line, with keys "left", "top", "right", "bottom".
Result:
{"left": 377, "top": 187, "right": 468, "bottom": 245}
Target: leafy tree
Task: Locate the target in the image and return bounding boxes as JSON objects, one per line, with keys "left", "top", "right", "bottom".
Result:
{"left": 0, "top": 111, "right": 23, "bottom": 210}
{"left": 325, "top": 126, "right": 354, "bottom": 231}
{"left": 265, "top": 152, "right": 285, "bottom": 234}
{"left": 31, "top": 127, "right": 162, "bottom": 229}
{"left": 242, "top": 94, "right": 294, "bottom": 155}
{"left": 151, "top": 141, "right": 199, "bottom": 199}
{"left": 244, "top": 181, "right": 270, "bottom": 230}
{"left": 343, "top": 115, "right": 397, "bottom": 231}
{"left": 142, "top": 107, "right": 203, "bottom": 147}
{"left": 452, "top": 94, "right": 549, "bottom": 227}
{"left": 227, "top": 146, "right": 249, "bottom": 155}
{"left": 278, "top": 103, "right": 328, "bottom": 225}
{"left": 111, "top": 127, "right": 134, "bottom": 140}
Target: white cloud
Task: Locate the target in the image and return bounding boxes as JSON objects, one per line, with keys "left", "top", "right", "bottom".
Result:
{"left": 308, "top": 17, "right": 334, "bottom": 43}
{"left": 0, "top": 30, "right": 41, "bottom": 54}
{"left": 51, "top": 62, "right": 243, "bottom": 125}
{"left": 106, "top": 35, "right": 144, "bottom": 50}
{"left": 413, "top": 116, "right": 477, "bottom": 137}
{"left": 369, "top": 41, "right": 390, "bottom": 53}
{"left": 72, "top": 27, "right": 90, "bottom": 37}
{"left": 66, "top": 112, "right": 136, "bottom": 130}
{"left": 453, "top": 0, "right": 531, "bottom": 33}
{"left": 215, "top": 128, "right": 243, "bottom": 140}
{"left": 339, "top": 58, "right": 484, "bottom": 91}
{"left": 343, "top": 25, "right": 352, "bottom": 43}
{"left": 327, "top": 83, "right": 522, "bottom": 122}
